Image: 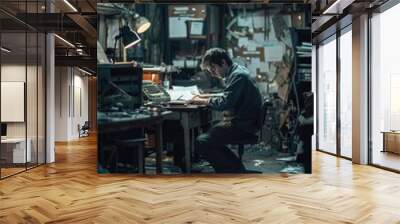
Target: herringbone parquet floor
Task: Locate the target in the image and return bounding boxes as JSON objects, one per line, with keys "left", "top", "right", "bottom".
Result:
{"left": 1, "top": 135, "right": 400, "bottom": 224}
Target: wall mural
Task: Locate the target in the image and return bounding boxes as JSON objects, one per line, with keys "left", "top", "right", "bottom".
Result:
{"left": 97, "top": 2, "right": 312, "bottom": 174}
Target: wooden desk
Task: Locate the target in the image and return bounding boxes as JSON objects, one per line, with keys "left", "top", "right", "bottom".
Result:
{"left": 98, "top": 111, "right": 171, "bottom": 173}
{"left": 162, "top": 104, "right": 212, "bottom": 173}
{"left": 382, "top": 131, "right": 400, "bottom": 154}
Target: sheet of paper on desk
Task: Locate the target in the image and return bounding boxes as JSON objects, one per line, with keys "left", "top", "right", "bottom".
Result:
{"left": 167, "top": 90, "right": 190, "bottom": 101}
{"left": 197, "top": 92, "right": 224, "bottom": 98}
{"left": 168, "top": 90, "right": 194, "bottom": 101}
{"left": 173, "top": 85, "right": 200, "bottom": 94}
{"left": 169, "top": 85, "right": 201, "bottom": 101}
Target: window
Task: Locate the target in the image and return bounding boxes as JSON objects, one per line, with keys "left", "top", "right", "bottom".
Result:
{"left": 339, "top": 27, "right": 352, "bottom": 158}
{"left": 370, "top": 3, "right": 400, "bottom": 171}
{"left": 318, "top": 35, "right": 337, "bottom": 154}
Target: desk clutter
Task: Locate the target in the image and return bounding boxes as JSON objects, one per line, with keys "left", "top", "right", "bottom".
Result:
{"left": 98, "top": 107, "right": 167, "bottom": 121}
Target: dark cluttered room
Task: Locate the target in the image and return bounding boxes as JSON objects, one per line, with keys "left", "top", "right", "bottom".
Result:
{"left": 97, "top": 2, "right": 312, "bottom": 174}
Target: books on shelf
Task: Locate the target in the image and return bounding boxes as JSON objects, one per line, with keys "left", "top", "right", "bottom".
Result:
{"left": 295, "top": 41, "right": 312, "bottom": 82}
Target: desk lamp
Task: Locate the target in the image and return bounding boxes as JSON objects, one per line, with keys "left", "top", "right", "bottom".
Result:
{"left": 115, "top": 25, "right": 141, "bottom": 62}
{"left": 111, "top": 4, "right": 151, "bottom": 62}
{"left": 135, "top": 16, "right": 151, "bottom": 34}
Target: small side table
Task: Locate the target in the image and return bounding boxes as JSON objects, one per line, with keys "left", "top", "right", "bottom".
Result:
{"left": 381, "top": 131, "right": 400, "bottom": 154}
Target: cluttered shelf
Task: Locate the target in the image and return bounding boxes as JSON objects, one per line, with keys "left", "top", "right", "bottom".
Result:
{"left": 291, "top": 28, "right": 311, "bottom": 83}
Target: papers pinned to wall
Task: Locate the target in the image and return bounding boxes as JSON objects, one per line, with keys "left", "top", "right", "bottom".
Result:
{"left": 186, "top": 60, "right": 198, "bottom": 68}
{"left": 248, "top": 57, "right": 261, "bottom": 77}
{"left": 237, "top": 16, "right": 252, "bottom": 27}
{"left": 172, "top": 59, "right": 185, "bottom": 67}
{"left": 190, "top": 21, "right": 204, "bottom": 35}
{"left": 253, "top": 16, "right": 265, "bottom": 29}
{"left": 253, "top": 33, "right": 265, "bottom": 44}
{"left": 259, "top": 62, "right": 269, "bottom": 73}
{"left": 238, "top": 37, "right": 248, "bottom": 47}
{"left": 169, "top": 17, "right": 204, "bottom": 38}
{"left": 264, "top": 41, "right": 284, "bottom": 62}
{"left": 169, "top": 17, "right": 188, "bottom": 38}
{"left": 247, "top": 41, "right": 258, "bottom": 51}
{"left": 247, "top": 58, "right": 269, "bottom": 77}
{"left": 172, "top": 59, "right": 198, "bottom": 68}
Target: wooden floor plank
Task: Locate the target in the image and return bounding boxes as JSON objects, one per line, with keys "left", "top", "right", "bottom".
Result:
{"left": 0, "top": 135, "right": 400, "bottom": 223}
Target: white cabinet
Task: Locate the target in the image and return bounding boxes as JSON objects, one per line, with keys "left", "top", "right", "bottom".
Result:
{"left": 1, "top": 138, "right": 32, "bottom": 163}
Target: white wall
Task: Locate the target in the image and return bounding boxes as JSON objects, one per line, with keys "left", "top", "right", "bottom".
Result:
{"left": 73, "top": 73, "right": 89, "bottom": 137}
{"left": 1, "top": 64, "right": 26, "bottom": 81}
{"left": 55, "top": 67, "right": 89, "bottom": 141}
{"left": 55, "top": 67, "right": 69, "bottom": 141}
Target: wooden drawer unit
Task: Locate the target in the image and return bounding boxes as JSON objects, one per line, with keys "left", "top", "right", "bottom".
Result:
{"left": 382, "top": 132, "right": 400, "bottom": 154}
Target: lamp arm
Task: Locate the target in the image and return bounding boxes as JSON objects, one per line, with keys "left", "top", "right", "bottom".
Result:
{"left": 113, "top": 35, "right": 121, "bottom": 63}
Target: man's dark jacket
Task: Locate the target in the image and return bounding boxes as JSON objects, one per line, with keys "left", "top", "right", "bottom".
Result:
{"left": 208, "top": 63, "right": 262, "bottom": 134}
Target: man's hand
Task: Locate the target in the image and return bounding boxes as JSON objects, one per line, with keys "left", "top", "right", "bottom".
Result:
{"left": 196, "top": 94, "right": 213, "bottom": 98}
{"left": 188, "top": 95, "right": 209, "bottom": 105}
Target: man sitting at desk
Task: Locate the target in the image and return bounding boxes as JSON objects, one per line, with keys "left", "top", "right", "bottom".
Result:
{"left": 190, "top": 48, "right": 262, "bottom": 173}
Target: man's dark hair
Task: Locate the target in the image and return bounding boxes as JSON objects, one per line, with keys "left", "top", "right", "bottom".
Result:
{"left": 201, "top": 48, "right": 233, "bottom": 70}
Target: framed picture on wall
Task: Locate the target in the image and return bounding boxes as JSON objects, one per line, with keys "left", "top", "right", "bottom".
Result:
{"left": 1, "top": 81, "right": 25, "bottom": 122}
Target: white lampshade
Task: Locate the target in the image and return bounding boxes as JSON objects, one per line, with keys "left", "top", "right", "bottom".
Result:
{"left": 135, "top": 16, "right": 151, "bottom": 34}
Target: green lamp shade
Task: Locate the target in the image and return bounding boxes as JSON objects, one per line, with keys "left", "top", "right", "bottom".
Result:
{"left": 119, "top": 25, "right": 141, "bottom": 49}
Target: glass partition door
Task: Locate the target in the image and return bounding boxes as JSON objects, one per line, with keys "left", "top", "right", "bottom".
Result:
{"left": 0, "top": 32, "right": 27, "bottom": 177}
{"left": 0, "top": 1, "right": 47, "bottom": 179}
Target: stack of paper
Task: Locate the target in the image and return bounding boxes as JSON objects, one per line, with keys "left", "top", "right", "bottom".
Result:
{"left": 168, "top": 85, "right": 201, "bottom": 101}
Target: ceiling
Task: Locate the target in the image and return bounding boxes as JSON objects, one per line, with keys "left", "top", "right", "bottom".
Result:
{"left": 0, "top": 0, "right": 97, "bottom": 73}
{"left": 310, "top": 0, "right": 390, "bottom": 42}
